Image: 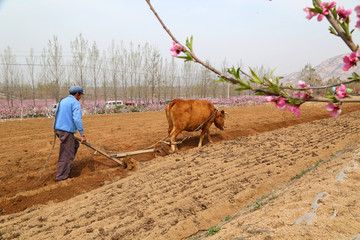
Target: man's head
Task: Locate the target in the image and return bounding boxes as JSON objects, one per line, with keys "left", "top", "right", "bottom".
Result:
{"left": 69, "top": 86, "right": 85, "bottom": 101}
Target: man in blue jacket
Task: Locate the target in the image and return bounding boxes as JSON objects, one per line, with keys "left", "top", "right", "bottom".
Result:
{"left": 53, "top": 86, "right": 87, "bottom": 182}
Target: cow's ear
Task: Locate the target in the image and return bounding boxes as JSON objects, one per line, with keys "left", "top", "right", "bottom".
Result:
{"left": 220, "top": 110, "right": 225, "bottom": 116}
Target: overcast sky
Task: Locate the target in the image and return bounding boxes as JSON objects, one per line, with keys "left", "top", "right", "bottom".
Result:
{"left": 0, "top": 0, "right": 358, "bottom": 75}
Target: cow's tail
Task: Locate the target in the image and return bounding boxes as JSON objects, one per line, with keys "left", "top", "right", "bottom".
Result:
{"left": 166, "top": 101, "right": 176, "bottom": 134}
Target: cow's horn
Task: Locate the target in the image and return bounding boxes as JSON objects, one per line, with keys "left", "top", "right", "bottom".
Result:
{"left": 225, "top": 112, "right": 229, "bottom": 117}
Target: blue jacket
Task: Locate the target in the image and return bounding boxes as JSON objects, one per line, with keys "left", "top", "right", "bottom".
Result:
{"left": 53, "top": 95, "right": 84, "bottom": 134}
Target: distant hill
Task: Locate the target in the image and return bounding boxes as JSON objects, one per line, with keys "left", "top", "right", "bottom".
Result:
{"left": 282, "top": 53, "right": 360, "bottom": 85}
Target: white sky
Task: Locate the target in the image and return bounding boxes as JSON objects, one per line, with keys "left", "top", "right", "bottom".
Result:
{"left": 0, "top": 0, "right": 358, "bottom": 75}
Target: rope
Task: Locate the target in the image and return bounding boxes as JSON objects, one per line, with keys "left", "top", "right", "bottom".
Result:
{"left": 174, "top": 109, "right": 218, "bottom": 145}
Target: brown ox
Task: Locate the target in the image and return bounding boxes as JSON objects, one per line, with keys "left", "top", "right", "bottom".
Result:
{"left": 165, "top": 99, "right": 226, "bottom": 152}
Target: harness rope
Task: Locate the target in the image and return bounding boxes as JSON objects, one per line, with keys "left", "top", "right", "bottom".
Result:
{"left": 175, "top": 109, "right": 218, "bottom": 145}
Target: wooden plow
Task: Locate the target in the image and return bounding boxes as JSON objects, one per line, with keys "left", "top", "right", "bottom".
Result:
{"left": 75, "top": 137, "right": 162, "bottom": 169}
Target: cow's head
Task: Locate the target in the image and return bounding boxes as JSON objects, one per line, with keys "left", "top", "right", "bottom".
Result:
{"left": 214, "top": 110, "right": 227, "bottom": 130}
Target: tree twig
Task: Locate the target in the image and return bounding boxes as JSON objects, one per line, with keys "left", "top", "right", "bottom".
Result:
{"left": 314, "top": 0, "right": 357, "bottom": 52}
{"left": 145, "top": 0, "right": 360, "bottom": 102}
{"left": 145, "top": 0, "right": 242, "bottom": 84}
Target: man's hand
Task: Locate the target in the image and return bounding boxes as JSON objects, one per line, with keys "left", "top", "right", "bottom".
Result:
{"left": 80, "top": 135, "right": 87, "bottom": 144}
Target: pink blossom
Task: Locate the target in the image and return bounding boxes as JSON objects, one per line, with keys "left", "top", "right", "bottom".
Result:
{"left": 321, "top": 2, "right": 336, "bottom": 15}
{"left": 300, "top": 92, "right": 309, "bottom": 99}
{"left": 317, "top": 14, "right": 325, "bottom": 22}
{"left": 338, "top": 84, "right": 347, "bottom": 92}
{"left": 326, "top": 103, "right": 335, "bottom": 111}
{"left": 355, "top": 5, "right": 360, "bottom": 15}
{"left": 355, "top": 5, "right": 360, "bottom": 29}
{"left": 298, "top": 80, "right": 306, "bottom": 88}
{"left": 304, "top": 7, "right": 319, "bottom": 20}
{"left": 294, "top": 81, "right": 312, "bottom": 100}
{"left": 275, "top": 98, "right": 288, "bottom": 111}
{"left": 170, "top": 42, "right": 183, "bottom": 57}
{"left": 298, "top": 80, "right": 310, "bottom": 88}
{"left": 343, "top": 51, "right": 359, "bottom": 71}
{"left": 326, "top": 103, "right": 342, "bottom": 117}
{"left": 265, "top": 96, "right": 275, "bottom": 102}
{"left": 288, "top": 105, "right": 301, "bottom": 117}
{"left": 303, "top": 6, "right": 325, "bottom": 21}
{"left": 336, "top": 84, "right": 348, "bottom": 99}
{"left": 337, "top": 5, "right": 352, "bottom": 21}
{"left": 276, "top": 98, "right": 286, "bottom": 107}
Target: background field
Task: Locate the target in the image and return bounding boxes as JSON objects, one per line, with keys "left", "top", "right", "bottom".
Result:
{"left": 1, "top": 102, "right": 360, "bottom": 239}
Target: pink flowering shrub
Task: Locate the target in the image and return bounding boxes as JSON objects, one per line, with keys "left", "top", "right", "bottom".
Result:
{"left": 0, "top": 97, "right": 267, "bottom": 119}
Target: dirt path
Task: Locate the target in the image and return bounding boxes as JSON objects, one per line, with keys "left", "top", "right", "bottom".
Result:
{"left": 1, "top": 102, "right": 360, "bottom": 239}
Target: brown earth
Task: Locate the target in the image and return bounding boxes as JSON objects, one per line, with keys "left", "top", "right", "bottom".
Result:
{"left": 1, "top": 102, "right": 360, "bottom": 239}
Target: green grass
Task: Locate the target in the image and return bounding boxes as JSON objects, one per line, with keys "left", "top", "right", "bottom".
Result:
{"left": 294, "top": 159, "right": 323, "bottom": 179}
{"left": 269, "top": 194, "right": 278, "bottom": 200}
{"left": 206, "top": 226, "right": 221, "bottom": 236}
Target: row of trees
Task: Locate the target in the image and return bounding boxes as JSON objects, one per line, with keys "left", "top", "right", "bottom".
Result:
{"left": 0, "top": 34, "right": 331, "bottom": 108}
{"left": 0, "top": 34, "right": 242, "bottom": 108}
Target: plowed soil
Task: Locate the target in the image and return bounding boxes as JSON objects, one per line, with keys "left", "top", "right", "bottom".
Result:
{"left": 1, "top": 102, "right": 360, "bottom": 240}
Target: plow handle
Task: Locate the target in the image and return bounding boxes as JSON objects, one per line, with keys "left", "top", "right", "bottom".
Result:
{"left": 75, "top": 137, "right": 127, "bottom": 168}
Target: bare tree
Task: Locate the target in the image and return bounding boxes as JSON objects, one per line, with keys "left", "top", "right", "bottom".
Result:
{"left": 220, "top": 58, "right": 230, "bottom": 98}
{"left": 63, "top": 61, "right": 73, "bottom": 94}
{"left": 109, "top": 40, "right": 121, "bottom": 102}
{"left": 300, "top": 63, "right": 323, "bottom": 95}
{"left": 162, "top": 59, "right": 169, "bottom": 101}
{"left": 88, "top": 41, "right": 101, "bottom": 106}
{"left": 0, "top": 46, "right": 17, "bottom": 107}
{"left": 71, "top": 33, "right": 88, "bottom": 104}
{"left": 129, "top": 43, "right": 142, "bottom": 101}
{"left": 209, "top": 71, "right": 218, "bottom": 98}
{"left": 168, "top": 58, "right": 178, "bottom": 100}
{"left": 143, "top": 45, "right": 162, "bottom": 102}
{"left": 119, "top": 42, "right": 128, "bottom": 101}
{"left": 38, "top": 47, "right": 49, "bottom": 105}
{"left": 182, "top": 62, "right": 193, "bottom": 98}
{"left": 25, "top": 48, "right": 37, "bottom": 106}
{"left": 199, "top": 61, "right": 212, "bottom": 98}
{"left": 47, "top": 35, "right": 65, "bottom": 102}
{"left": 16, "top": 68, "right": 27, "bottom": 111}
{"left": 101, "top": 50, "right": 108, "bottom": 102}
{"left": 156, "top": 59, "right": 164, "bottom": 103}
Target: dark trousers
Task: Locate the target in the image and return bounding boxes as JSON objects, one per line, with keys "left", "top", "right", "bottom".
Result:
{"left": 55, "top": 130, "right": 79, "bottom": 181}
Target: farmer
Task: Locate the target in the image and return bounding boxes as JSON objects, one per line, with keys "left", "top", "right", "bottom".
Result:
{"left": 53, "top": 86, "right": 87, "bottom": 182}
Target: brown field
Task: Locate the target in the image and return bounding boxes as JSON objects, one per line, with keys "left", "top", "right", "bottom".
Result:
{"left": 1, "top": 102, "right": 360, "bottom": 239}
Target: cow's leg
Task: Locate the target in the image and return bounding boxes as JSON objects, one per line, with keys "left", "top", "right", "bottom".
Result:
{"left": 170, "top": 128, "right": 181, "bottom": 153}
{"left": 206, "top": 130, "right": 213, "bottom": 143}
{"left": 198, "top": 130, "right": 206, "bottom": 147}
